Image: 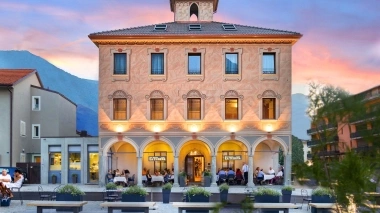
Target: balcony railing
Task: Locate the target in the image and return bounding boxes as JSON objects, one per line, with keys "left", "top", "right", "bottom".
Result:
{"left": 350, "top": 111, "right": 379, "bottom": 123}
{"left": 350, "top": 129, "right": 380, "bottom": 139}
{"left": 318, "top": 150, "right": 340, "bottom": 157}
{"left": 307, "top": 123, "right": 337, "bottom": 135}
{"left": 306, "top": 135, "right": 339, "bottom": 147}
{"left": 353, "top": 146, "right": 371, "bottom": 153}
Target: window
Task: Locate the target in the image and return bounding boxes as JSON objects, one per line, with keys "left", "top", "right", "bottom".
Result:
{"left": 150, "top": 98, "right": 164, "bottom": 120}
{"left": 113, "top": 98, "right": 127, "bottom": 120}
{"left": 32, "top": 124, "right": 40, "bottom": 139}
{"left": 189, "top": 24, "right": 201, "bottom": 31}
{"left": 187, "top": 98, "right": 201, "bottom": 120}
{"left": 222, "top": 24, "right": 237, "bottom": 31}
{"left": 32, "top": 96, "right": 41, "bottom": 111}
{"left": 262, "top": 98, "right": 276, "bottom": 119}
{"left": 151, "top": 53, "right": 164, "bottom": 75}
{"left": 154, "top": 24, "right": 167, "bottom": 31}
{"left": 188, "top": 53, "right": 201, "bottom": 75}
{"left": 262, "top": 53, "right": 275, "bottom": 74}
{"left": 113, "top": 53, "right": 127, "bottom": 75}
{"left": 225, "top": 98, "right": 238, "bottom": 120}
{"left": 20, "top": 121, "right": 26, "bottom": 137}
{"left": 225, "top": 53, "right": 238, "bottom": 74}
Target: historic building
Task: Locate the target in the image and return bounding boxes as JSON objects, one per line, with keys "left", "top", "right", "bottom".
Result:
{"left": 89, "top": 0, "right": 302, "bottom": 186}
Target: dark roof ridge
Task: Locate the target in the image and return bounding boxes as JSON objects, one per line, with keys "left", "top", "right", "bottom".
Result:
{"left": 31, "top": 85, "right": 77, "bottom": 107}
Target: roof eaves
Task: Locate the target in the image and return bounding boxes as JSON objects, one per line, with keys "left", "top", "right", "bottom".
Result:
{"left": 31, "top": 85, "right": 77, "bottom": 107}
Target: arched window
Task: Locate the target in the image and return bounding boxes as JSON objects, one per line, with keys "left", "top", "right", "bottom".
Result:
{"left": 257, "top": 90, "right": 281, "bottom": 120}
{"left": 145, "top": 90, "right": 169, "bottom": 120}
{"left": 220, "top": 90, "right": 244, "bottom": 120}
{"left": 108, "top": 90, "right": 132, "bottom": 120}
{"left": 183, "top": 90, "right": 206, "bottom": 120}
{"left": 190, "top": 3, "right": 199, "bottom": 20}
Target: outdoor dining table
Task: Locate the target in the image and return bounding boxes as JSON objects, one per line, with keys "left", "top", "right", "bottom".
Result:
{"left": 264, "top": 174, "right": 275, "bottom": 181}
{"left": 141, "top": 175, "right": 165, "bottom": 182}
{"left": 113, "top": 177, "right": 127, "bottom": 183}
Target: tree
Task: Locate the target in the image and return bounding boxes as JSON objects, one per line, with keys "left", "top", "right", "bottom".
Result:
{"left": 278, "top": 135, "right": 304, "bottom": 166}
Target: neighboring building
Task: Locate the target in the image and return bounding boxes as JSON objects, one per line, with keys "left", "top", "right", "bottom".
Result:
{"left": 306, "top": 85, "right": 380, "bottom": 159}
{"left": 89, "top": 0, "right": 302, "bottom": 186}
{"left": 0, "top": 69, "right": 77, "bottom": 166}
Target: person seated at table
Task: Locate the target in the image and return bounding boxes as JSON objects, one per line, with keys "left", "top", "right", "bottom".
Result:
{"left": 154, "top": 170, "right": 160, "bottom": 176}
{"left": 268, "top": 167, "right": 275, "bottom": 175}
{"left": 257, "top": 169, "right": 265, "bottom": 185}
{"left": 270, "top": 169, "right": 283, "bottom": 185}
{"left": 227, "top": 168, "right": 235, "bottom": 176}
{"left": 142, "top": 168, "right": 147, "bottom": 176}
{"left": 106, "top": 169, "right": 114, "bottom": 183}
{"left": 115, "top": 169, "right": 121, "bottom": 177}
{"left": 112, "top": 170, "right": 116, "bottom": 178}
{"left": 235, "top": 168, "right": 243, "bottom": 184}
{"left": 163, "top": 170, "right": 169, "bottom": 183}
{"left": 0, "top": 170, "right": 11, "bottom": 183}
{"left": 146, "top": 169, "right": 152, "bottom": 184}
{"left": 0, "top": 169, "right": 24, "bottom": 198}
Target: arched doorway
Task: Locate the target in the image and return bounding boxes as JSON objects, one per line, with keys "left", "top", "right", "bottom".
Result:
{"left": 108, "top": 141, "right": 137, "bottom": 176}
{"left": 179, "top": 140, "right": 211, "bottom": 183}
{"left": 216, "top": 140, "right": 248, "bottom": 171}
{"left": 253, "top": 138, "right": 287, "bottom": 175}
{"left": 142, "top": 141, "right": 174, "bottom": 174}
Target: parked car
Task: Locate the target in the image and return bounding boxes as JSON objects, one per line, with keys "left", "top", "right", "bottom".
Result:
{"left": 0, "top": 167, "right": 28, "bottom": 184}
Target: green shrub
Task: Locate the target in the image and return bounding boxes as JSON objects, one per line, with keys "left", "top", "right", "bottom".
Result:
{"left": 203, "top": 170, "right": 212, "bottom": 177}
{"left": 282, "top": 186, "right": 293, "bottom": 191}
{"left": 105, "top": 182, "right": 117, "bottom": 190}
{"left": 254, "top": 187, "right": 281, "bottom": 196}
{"left": 179, "top": 171, "right": 187, "bottom": 177}
{"left": 162, "top": 182, "right": 173, "bottom": 190}
{"left": 185, "top": 186, "right": 212, "bottom": 197}
{"left": 219, "top": 183, "right": 229, "bottom": 192}
{"left": 312, "top": 187, "right": 334, "bottom": 197}
{"left": 57, "top": 184, "right": 85, "bottom": 196}
{"left": 122, "top": 185, "right": 148, "bottom": 196}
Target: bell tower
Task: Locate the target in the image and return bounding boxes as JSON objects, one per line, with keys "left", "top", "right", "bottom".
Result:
{"left": 170, "top": 0, "right": 219, "bottom": 22}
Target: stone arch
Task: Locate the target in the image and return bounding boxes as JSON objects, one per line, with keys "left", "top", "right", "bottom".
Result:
{"left": 139, "top": 136, "right": 176, "bottom": 157}
{"left": 108, "top": 90, "right": 132, "bottom": 100}
{"left": 220, "top": 90, "right": 244, "bottom": 100}
{"left": 176, "top": 136, "right": 214, "bottom": 156}
{"left": 145, "top": 90, "right": 169, "bottom": 100}
{"left": 102, "top": 136, "right": 140, "bottom": 157}
{"left": 182, "top": 89, "right": 206, "bottom": 100}
{"left": 257, "top": 89, "right": 282, "bottom": 100}
{"left": 190, "top": 3, "right": 199, "bottom": 19}
{"left": 251, "top": 136, "right": 288, "bottom": 155}
{"left": 215, "top": 136, "right": 251, "bottom": 155}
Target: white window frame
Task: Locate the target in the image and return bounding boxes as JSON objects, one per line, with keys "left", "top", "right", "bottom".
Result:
{"left": 108, "top": 90, "right": 132, "bottom": 121}
{"left": 110, "top": 48, "right": 131, "bottom": 82}
{"left": 182, "top": 90, "right": 206, "bottom": 120}
{"left": 147, "top": 48, "right": 168, "bottom": 82}
{"left": 145, "top": 90, "right": 169, "bottom": 120}
{"left": 257, "top": 90, "right": 281, "bottom": 120}
{"left": 220, "top": 90, "right": 244, "bottom": 120}
{"left": 20, "top": 121, "right": 26, "bottom": 137}
{"left": 222, "top": 48, "right": 243, "bottom": 81}
{"left": 32, "top": 96, "right": 41, "bottom": 111}
{"left": 259, "top": 48, "right": 280, "bottom": 81}
{"left": 185, "top": 48, "right": 206, "bottom": 81}
{"left": 32, "top": 124, "right": 40, "bottom": 139}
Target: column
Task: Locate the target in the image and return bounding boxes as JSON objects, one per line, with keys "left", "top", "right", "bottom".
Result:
{"left": 284, "top": 153, "right": 292, "bottom": 186}
{"left": 173, "top": 156, "right": 179, "bottom": 187}
{"left": 211, "top": 155, "right": 217, "bottom": 187}
{"left": 248, "top": 155, "right": 254, "bottom": 187}
{"left": 100, "top": 152, "right": 107, "bottom": 186}
{"left": 137, "top": 156, "right": 143, "bottom": 187}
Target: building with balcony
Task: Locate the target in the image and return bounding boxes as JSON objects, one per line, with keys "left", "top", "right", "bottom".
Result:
{"left": 89, "top": 0, "right": 302, "bottom": 186}
{"left": 306, "top": 85, "right": 380, "bottom": 159}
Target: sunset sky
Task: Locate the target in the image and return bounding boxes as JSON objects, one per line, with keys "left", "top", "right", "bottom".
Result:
{"left": 0, "top": 0, "right": 379, "bottom": 95}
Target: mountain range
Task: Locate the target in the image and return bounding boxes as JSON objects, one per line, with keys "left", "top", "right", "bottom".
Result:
{"left": 0, "top": 50, "right": 311, "bottom": 139}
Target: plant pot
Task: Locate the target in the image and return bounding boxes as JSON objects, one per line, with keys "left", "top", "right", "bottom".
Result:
{"left": 72, "top": 175, "right": 78, "bottom": 184}
{"left": 255, "top": 195, "right": 280, "bottom": 213}
{"left": 179, "top": 176, "right": 186, "bottom": 187}
{"left": 121, "top": 194, "right": 146, "bottom": 212}
{"left": 186, "top": 194, "right": 209, "bottom": 213}
{"left": 162, "top": 189, "right": 171, "bottom": 204}
{"left": 56, "top": 193, "right": 83, "bottom": 212}
{"left": 220, "top": 190, "right": 228, "bottom": 203}
{"left": 52, "top": 175, "right": 57, "bottom": 184}
{"left": 311, "top": 195, "right": 335, "bottom": 213}
{"left": 281, "top": 190, "right": 292, "bottom": 203}
{"left": 203, "top": 176, "right": 211, "bottom": 187}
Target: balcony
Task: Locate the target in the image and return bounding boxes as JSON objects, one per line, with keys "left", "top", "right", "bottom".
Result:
{"left": 353, "top": 146, "right": 371, "bottom": 153}
{"left": 350, "top": 111, "right": 379, "bottom": 124}
{"left": 318, "top": 150, "right": 341, "bottom": 157}
{"left": 307, "top": 123, "right": 337, "bottom": 135}
{"left": 350, "top": 129, "right": 380, "bottom": 139}
{"left": 306, "top": 135, "right": 339, "bottom": 147}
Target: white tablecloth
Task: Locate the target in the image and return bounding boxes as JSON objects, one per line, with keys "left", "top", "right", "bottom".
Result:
{"left": 141, "top": 175, "right": 165, "bottom": 182}
{"left": 113, "top": 177, "right": 127, "bottom": 183}
{"left": 264, "top": 175, "right": 275, "bottom": 181}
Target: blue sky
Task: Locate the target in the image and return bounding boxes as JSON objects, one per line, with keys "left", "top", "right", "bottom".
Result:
{"left": 0, "top": 0, "right": 379, "bottom": 94}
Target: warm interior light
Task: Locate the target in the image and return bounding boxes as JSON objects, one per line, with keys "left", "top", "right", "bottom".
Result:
{"left": 116, "top": 125, "right": 123, "bottom": 133}
{"left": 153, "top": 125, "right": 161, "bottom": 133}
{"left": 265, "top": 124, "right": 273, "bottom": 133}
{"left": 190, "top": 124, "right": 198, "bottom": 133}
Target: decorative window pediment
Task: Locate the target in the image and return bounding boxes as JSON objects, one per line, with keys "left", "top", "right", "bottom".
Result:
{"left": 257, "top": 90, "right": 282, "bottom": 100}
{"left": 182, "top": 89, "right": 206, "bottom": 100}
{"left": 220, "top": 90, "right": 244, "bottom": 100}
{"left": 108, "top": 90, "right": 132, "bottom": 100}
{"left": 145, "top": 90, "right": 169, "bottom": 100}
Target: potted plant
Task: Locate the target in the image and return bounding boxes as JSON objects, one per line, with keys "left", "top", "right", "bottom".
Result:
{"left": 203, "top": 170, "right": 212, "bottom": 187}
{"left": 311, "top": 187, "right": 335, "bottom": 203}
{"left": 52, "top": 174, "right": 57, "bottom": 184}
{"left": 56, "top": 184, "right": 85, "bottom": 211}
{"left": 219, "top": 183, "right": 229, "bottom": 203}
{"left": 162, "top": 182, "right": 172, "bottom": 203}
{"left": 185, "top": 186, "right": 212, "bottom": 213}
{"left": 254, "top": 187, "right": 281, "bottom": 213}
{"left": 122, "top": 185, "right": 148, "bottom": 202}
{"left": 106, "top": 182, "right": 118, "bottom": 190}
{"left": 281, "top": 186, "right": 293, "bottom": 203}
{"left": 72, "top": 174, "right": 78, "bottom": 183}
{"left": 179, "top": 171, "right": 187, "bottom": 187}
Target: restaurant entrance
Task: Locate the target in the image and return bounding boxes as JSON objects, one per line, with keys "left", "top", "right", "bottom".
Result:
{"left": 185, "top": 151, "right": 204, "bottom": 182}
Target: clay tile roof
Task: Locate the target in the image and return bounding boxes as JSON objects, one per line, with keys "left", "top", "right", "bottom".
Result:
{"left": 0, "top": 69, "right": 35, "bottom": 86}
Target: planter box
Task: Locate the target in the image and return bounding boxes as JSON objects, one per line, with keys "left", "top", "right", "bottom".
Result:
{"left": 162, "top": 189, "right": 171, "bottom": 204}
{"left": 121, "top": 194, "right": 146, "bottom": 212}
{"left": 186, "top": 194, "right": 209, "bottom": 213}
{"left": 0, "top": 198, "right": 11, "bottom": 206}
{"left": 203, "top": 176, "right": 211, "bottom": 187}
{"left": 281, "top": 190, "right": 292, "bottom": 203}
{"left": 311, "top": 195, "right": 335, "bottom": 213}
{"left": 255, "top": 195, "right": 280, "bottom": 213}
{"left": 56, "top": 193, "right": 83, "bottom": 212}
{"left": 220, "top": 190, "right": 228, "bottom": 203}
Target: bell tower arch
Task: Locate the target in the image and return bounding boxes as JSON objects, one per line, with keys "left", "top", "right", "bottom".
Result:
{"left": 170, "top": 0, "right": 219, "bottom": 22}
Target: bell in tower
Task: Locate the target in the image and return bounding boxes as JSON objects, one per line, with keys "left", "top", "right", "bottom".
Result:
{"left": 170, "top": 0, "right": 219, "bottom": 22}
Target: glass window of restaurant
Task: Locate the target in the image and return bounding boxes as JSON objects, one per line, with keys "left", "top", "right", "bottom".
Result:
{"left": 49, "top": 146, "right": 62, "bottom": 184}
{"left": 88, "top": 145, "right": 99, "bottom": 183}
{"left": 221, "top": 150, "right": 247, "bottom": 171}
{"left": 68, "top": 145, "right": 81, "bottom": 183}
{"left": 145, "top": 151, "right": 167, "bottom": 174}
